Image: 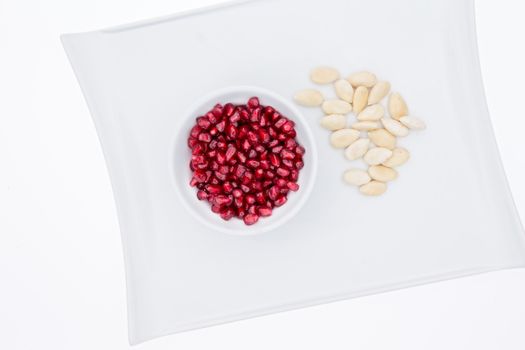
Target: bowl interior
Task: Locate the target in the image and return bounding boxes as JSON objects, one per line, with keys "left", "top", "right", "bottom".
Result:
{"left": 172, "top": 86, "right": 317, "bottom": 235}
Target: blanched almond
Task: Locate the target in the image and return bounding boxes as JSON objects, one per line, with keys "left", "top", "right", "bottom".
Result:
{"left": 368, "top": 129, "right": 397, "bottom": 149}
{"left": 382, "top": 148, "right": 410, "bottom": 167}
{"left": 294, "top": 89, "right": 324, "bottom": 106}
{"left": 344, "top": 138, "right": 370, "bottom": 160}
{"left": 343, "top": 169, "right": 371, "bottom": 186}
{"left": 352, "top": 121, "right": 381, "bottom": 131}
{"left": 364, "top": 147, "right": 393, "bottom": 165}
{"left": 381, "top": 118, "right": 409, "bottom": 137}
{"left": 357, "top": 104, "right": 384, "bottom": 121}
{"left": 334, "top": 79, "right": 354, "bottom": 103}
{"left": 389, "top": 92, "right": 408, "bottom": 120}
{"left": 320, "top": 114, "right": 346, "bottom": 131}
{"left": 310, "top": 66, "right": 340, "bottom": 84}
{"left": 353, "top": 86, "right": 369, "bottom": 114}
{"left": 330, "top": 129, "right": 360, "bottom": 148}
{"left": 348, "top": 71, "right": 377, "bottom": 87}
{"left": 322, "top": 99, "right": 352, "bottom": 114}
{"left": 360, "top": 181, "right": 387, "bottom": 196}
{"left": 368, "top": 81, "right": 391, "bottom": 105}
{"left": 400, "top": 116, "right": 426, "bottom": 130}
{"left": 369, "top": 165, "right": 398, "bottom": 182}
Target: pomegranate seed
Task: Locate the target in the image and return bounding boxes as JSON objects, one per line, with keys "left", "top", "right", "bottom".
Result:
{"left": 240, "top": 184, "right": 251, "bottom": 193}
{"left": 237, "top": 208, "right": 247, "bottom": 218}
{"left": 220, "top": 208, "right": 235, "bottom": 221}
{"left": 296, "top": 146, "right": 306, "bottom": 156}
{"left": 234, "top": 197, "right": 243, "bottom": 208}
{"left": 275, "top": 178, "right": 287, "bottom": 188}
{"left": 206, "top": 184, "right": 222, "bottom": 195}
{"left": 274, "top": 118, "right": 287, "bottom": 129}
{"left": 224, "top": 103, "right": 235, "bottom": 117}
{"left": 198, "top": 133, "right": 211, "bottom": 142}
{"left": 211, "top": 204, "right": 222, "bottom": 213}
{"left": 216, "top": 120, "right": 226, "bottom": 132}
{"left": 206, "top": 111, "right": 218, "bottom": 124}
{"left": 232, "top": 188, "right": 243, "bottom": 198}
{"left": 243, "top": 214, "right": 259, "bottom": 225}
{"left": 212, "top": 105, "right": 223, "bottom": 117}
{"left": 290, "top": 169, "right": 299, "bottom": 181}
{"left": 277, "top": 133, "right": 288, "bottom": 141}
{"left": 268, "top": 139, "right": 279, "bottom": 147}
{"left": 254, "top": 144, "right": 266, "bottom": 153}
{"left": 225, "top": 146, "right": 237, "bottom": 161}
{"left": 274, "top": 196, "right": 287, "bottom": 207}
{"left": 197, "top": 190, "right": 208, "bottom": 200}
{"left": 282, "top": 159, "right": 294, "bottom": 168}
{"left": 265, "top": 170, "right": 275, "bottom": 179}
{"left": 250, "top": 107, "right": 262, "bottom": 122}
{"left": 188, "top": 138, "right": 198, "bottom": 148}
{"left": 260, "top": 113, "right": 269, "bottom": 127}
{"left": 190, "top": 177, "right": 199, "bottom": 187}
{"left": 287, "top": 182, "right": 300, "bottom": 191}
{"left": 246, "top": 159, "right": 260, "bottom": 168}
{"left": 272, "top": 145, "right": 283, "bottom": 154}
{"left": 281, "top": 120, "right": 295, "bottom": 133}
{"left": 263, "top": 106, "right": 275, "bottom": 115}
{"left": 214, "top": 195, "right": 232, "bottom": 207}
{"left": 223, "top": 182, "right": 233, "bottom": 193}
{"left": 255, "top": 192, "right": 266, "bottom": 204}
{"left": 190, "top": 125, "right": 202, "bottom": 138}
{"left": 216, "top": 152, "right": 226, "bottom": 164}
{"left": 280, "top": 149, "right": 295, "bottom": 160}
{"left": 251, "top": 181, "right": 263, "bottom": 191}
{"left": 285, "top": 138, "right": 297, "bottom": 150}
{"left": 229, "top": 111, "right": 241, "bottom": 123}
{"left": 270, "top": 111, "right": 281, "bottom": 121}
{"left": 207, "top": 149, "right": 217, "bottom": 158}
{"left": 269, "top": 153, "right": 281, "bottom": 167}
{"left": 240, "top": 109, "right": 250, "bottom": 121}
{"left": 234, "top": 164, "right": 247, "bottom": 178}
{"left": 210, "top": 177, "right": 220, "bottom": 185}
{"left": 259, "top": 160, "right": 270, "bottom": 170}
{"left": 259, "top": 150, "right": 269, "bottom": 161}
{"left": 268, "top": 186, "right": 280, "bottom": 201}
{"left": 255, "top": 168, "right": 265, "bottom": 179}
{"left": 226, "top": 124, "right": 237, "bottom": 139}
{"left": 276, "top": 168, "right": 290, "bottom": 177}
{"left": 295, "top": 160, "right": 304, "bottom": 169}
{"left": 258, "top": 207, "right": 272, "bottom": 217}
{"left": 242, "top": 139, "right": 251, "bottom": 151}
{"left": 237, "top": 152, "right": 247, "bottom": 163}
{"left": 209, "top": 139, "right": 218, "bottom": 149}
{"left": 197, "top": 117, "right": 211, "bottom": 129}
{"left": 210, "top": 161, "right": 219, "bottom": 171}
{"left": 263, "top": 180, "right": 273, "bottom": 188}
{"left": 245, "top": 194, "right": 256, "bottom": 205}
{"left": 247, "top": 97, "right": 260, "bottom": 109}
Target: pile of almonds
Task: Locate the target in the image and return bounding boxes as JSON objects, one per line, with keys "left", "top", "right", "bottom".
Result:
{"left": 294, "top": 67, "right": 426, "bottom": 196}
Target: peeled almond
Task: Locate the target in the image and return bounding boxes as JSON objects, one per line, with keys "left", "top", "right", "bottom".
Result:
{"left": 310, "top": 66, "right": 340, "bottom": 84}
{"left": 322, "top": 99, "right": 352, "bottom": 114}
{"left": 381, "top": 118, "right": 409, "bottom": 137}
{"left": 352, "top": 121, "right": 381, "bottom": 131}
{"left": 368, "top": 129, "right": 397, "bottom": 149}
{"left": 330, "top": 129, "right": 360, "bottom": 148}
{"left": 364, "top": 148, "right": 393, "bottom": 165}
{"left": 348, "top": 71, "right": 377, "bottom": 87}
{"left": 360, "top": 181, "right": 387, "bottom": 196}
{"left": 383, "top": 148, "right": 410, "bottom": 167}
{"left": 344, "top": 138, "right": 370, "bottom": 160}
{"left": 357, "top": 104, "right": 384, "bottom": 121}
{"left": 343, "top": 169, "right": 371, "bottom": 186}
{"left": 368, "top": 165, "right": 398, "bottom": 182}
{"left": 294, "top": 89, "right": 324, "bottom": 106}
{"left": 400, "top": 116, "right": 426, "bottom": 130}
{"left": 368, "top": 81, "right": 391, "bottom": 105}
{"left": 334, "top": 79, "right": 354, "bottom": 103}
{"left": 389, "top": 92, "right": 409, "bottom": 120}
{"left": 320, "top": 114, "right": 346, "bottom": 131}
{"left": 353, "top": 86, "right": 369, "bottom": 114}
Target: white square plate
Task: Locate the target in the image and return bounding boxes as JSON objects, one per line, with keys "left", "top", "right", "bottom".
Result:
{"left": 62, "top": 0, "right": 525, "bottom": 344}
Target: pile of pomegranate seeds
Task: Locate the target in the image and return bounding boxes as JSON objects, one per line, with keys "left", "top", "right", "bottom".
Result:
{"left": 188, "top": 97, "right": 305, "bottom": 226}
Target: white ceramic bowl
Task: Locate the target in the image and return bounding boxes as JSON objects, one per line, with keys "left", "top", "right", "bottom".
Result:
{"left": 171, "top": 86, "right": 318, "bottom": 236}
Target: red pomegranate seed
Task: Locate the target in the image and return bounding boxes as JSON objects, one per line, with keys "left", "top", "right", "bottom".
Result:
{"left": 265, "top": 170, "right": 275, "bottom": 179}
{"left": 229, "top": 112, "right": 241, "bottom": 123}
{"left": 226, "top": 124, "right": 237, "bottom": 139}
{"left": 220, "top": 208, "right": 235, "bottom": 221}
{"left": 207, "top": 149, "right": 217, "bottom": 158}
{"left": 212, "top": 105, "right": 223, "bottom": 117}
{"left": 255, "top": 168, "right": 265, "bottom": 179}
{"left": 211, "top": 204, "right": 221, "bottom": 213}
{"left": 240, "top": 184, "right": 251, "bottom": 193}
{"left": 282, "top": 159, "right": 294, "bottom": 168}
{"left": 263, "top": 106, "right": 274, "bottom": 115}
{"left": 243, "top": 214, "right": 259, "bottom": 225}
{"left": 250, "top": 107, "right": 261, "bottom": 122}
{"left": 246, "top": 159, "right": 260, "bottom": 169}
{"left": 274, "top": 196, "right": 287, "bottom": 207}
{"left": 277, "top": 133, "right": 288, "bottom": 141}
{"left": 247, "top": 205, "right": 258, "bottom": 215}
{"left": 263, "top": 180, "right": 273, "bottom": 188}
{"left": 224, "top": 103, "right": 235, "bottom": 117}
{"left": 223, "top": 182, "right": 233, "bottom": 193}
{"left": 197, "top": 190, "right": 208, "bottom": 200}
{"left": 295, "top": 160, "right": 304, "bottom": 169}
{"left": 245, "top": 194, "right": 256, "bottom": 205}
{"left": 258, "top": 207, "right": 272, "bottom": 217}
{"left": 251, "top": 181, "right": 263, "bottom": 191}
{"left": 255, "top": 192, "right": 266, "bottom": 204}
{"left": 260, "top": 113, "right": 269, "bottom": 127}
{"left": 198, "top": 133, "right": 211, "bottom": 142}
{"left": 254, "top": 144, "right": 266, "bottom": 153}
{"left": 197, "top": 117, "right": 211, "bottom": 129}
{"left": 285, "top": 138, "right": 297, "bottom": 150}
{"left": 268, "top": 186, "right": 280, "bottom": 201}
{"left": 247, "top": 97, "right": 259, "bottom": 109}
{"left": 209, "top": 139, "right": 218, "bottom": 149}
{"left": 216, "top": 120, "right": 226, "bottom": 132}
{"left": 290, "top": 169, "right": 299, "bottom": 181}
{"left": 296, "top": 146, "right": 306, "bottom": 156}
{"left": 237, "top": 208, "right": 247, "bottom": 218}
{"left": 190, "top": 125, "right": 202, "bottom": 138}
{"left": 225, "top": 146, "right": 237, "bottom": 161}
{"left": 232, "top": 188, "right": 243, "bottom": 198}
{"left": 276, "top": 168, "right": 290, "bottom": 177}
{"left": 259, "top": 159, "right": 270, "bottom": 170}
{"left": 206, "top": 111, "right": 218, "bottom": 124}
{"left": 274, "top": 118, "right": 287, "bottom": 129}
{"left": 241, "top": 139, "right": 251, "bottom": 151}
{"left": 287, "top": 182, "right": 300, "bottom": 191}
{"left": 240, "top": 109, "right": 250, "bottom": 121}
{"left": 234, "top": 197, "right": 243, "bottom": 208}
{"left": 188, "top": 138, "right": 198, "bottom": 148}
{"left": 268, "top": 127, "right": 277, "bottom": 139}
{"left": 190, "top": 177, "right": 199, "bottom": 187}
{"left": 270, "top": 111, "right": 281, "bottom": 121}
{"left": 206, "top": 184, "right": 222, "bottom": 195}
{"left": 281, "top": 120, "right": 295, "bottom": 133}
{"left": 216, "top": 152, "right": 226, "bottom": 164}
{"left": 280, "top": 149, "right": 295, "bottom": 160}
{"left": 214, "top": 195, "right": 232, "bottom": 207}
{"left": 275, "top": 178, "right": 287, "bottom": 188}
{"left": 237, "top": 152, "right": 247, "bottom": 163}
{"left": 272, "top": 145, "right": 283, "bottom": 154}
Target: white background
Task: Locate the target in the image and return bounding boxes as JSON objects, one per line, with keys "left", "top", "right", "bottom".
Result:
{"left": 1, "top": 0, "right": 525, "bottom": 349}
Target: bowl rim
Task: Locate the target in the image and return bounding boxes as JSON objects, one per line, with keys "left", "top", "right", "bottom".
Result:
{"left": 170, "top": 85, "right": 318, "bottom": 236}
